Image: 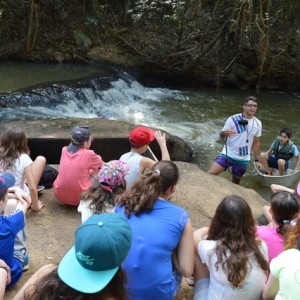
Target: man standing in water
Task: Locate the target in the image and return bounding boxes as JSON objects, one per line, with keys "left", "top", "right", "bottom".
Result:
{"left": 208, "top": 96, "right": 262, "bottom": 184}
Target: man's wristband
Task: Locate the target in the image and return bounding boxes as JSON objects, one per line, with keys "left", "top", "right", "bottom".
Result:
{"left": 254, "top": 159, "right": 259, "bottom": 162}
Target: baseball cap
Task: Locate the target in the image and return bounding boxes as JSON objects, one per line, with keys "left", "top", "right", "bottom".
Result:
{"left": 129, "top": 126, "right": 155, "bottom": 147}
{"left": 58, "top": 213, "right": 132, "bottom": 294}
{"left": 0, "top": 173, "right": 16, "bottom": 198}
{"left": 68, "top": 126, "right": 91, "bottom": 154}
{"left": 98, "top": 160, "right": 130, "bottom": 192}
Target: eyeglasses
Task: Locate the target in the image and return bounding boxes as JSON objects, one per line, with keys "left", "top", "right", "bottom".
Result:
{"left": 245, "top": 104, "right": 257, "bottom": 108}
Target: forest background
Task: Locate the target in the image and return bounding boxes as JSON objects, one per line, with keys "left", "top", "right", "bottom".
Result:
{"left": 0, "top": 0, "right": 299, "bottom": 92}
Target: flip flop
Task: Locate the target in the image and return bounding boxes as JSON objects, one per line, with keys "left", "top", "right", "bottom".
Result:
{"left": 37, "top": 185, "right": 45, "bottom": 193}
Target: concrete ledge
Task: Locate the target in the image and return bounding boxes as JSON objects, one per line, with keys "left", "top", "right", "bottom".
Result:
{"left": 0, "top": 118, "right": 194, "bottom": 164}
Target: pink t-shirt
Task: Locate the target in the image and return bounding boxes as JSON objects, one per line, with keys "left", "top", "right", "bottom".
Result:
{"left": 256, "top": 226, "right": 284, "bottom": 262}
{"left": 53, "top": 147, "right": 103, "bottom": 206}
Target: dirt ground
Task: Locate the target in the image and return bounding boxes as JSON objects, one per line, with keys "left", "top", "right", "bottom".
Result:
{"left": 5, "top": 162, "right": 268, "bottom": 300}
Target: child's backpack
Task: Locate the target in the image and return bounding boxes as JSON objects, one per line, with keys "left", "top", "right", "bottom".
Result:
{"left": 38, "top": 164, "right": 59, "bottom": 189}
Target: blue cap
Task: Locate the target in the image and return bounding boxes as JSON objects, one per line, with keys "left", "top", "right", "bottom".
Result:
{"left": 58, "top": 213, "right": 132, "bottom": 294}
{"left": 0, "top": 173, "right": 16, "bottom": 198}
{"left": 67, "top": 126, "right": 91, "bottom": 154}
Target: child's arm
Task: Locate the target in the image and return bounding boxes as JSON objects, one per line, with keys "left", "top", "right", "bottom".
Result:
{"left": 173, "top": 219, "right": 194, "bottom": 277}
{"left": 0, "top": 259, "right": 11, "bottom": 299}
{"left": 154, "top": 131, "right": 170, "bottom": 161}
{"left": 293, "top": 153, "right": 300, "bottom": 172}
{"left": 8, "top": 187, "right": 31, "bottom": 203}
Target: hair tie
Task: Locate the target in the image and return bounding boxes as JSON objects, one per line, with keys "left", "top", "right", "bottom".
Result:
{"left": 283, "top": 220, "right": 290, "bottom": 225}
{"left": 290, "top": 218, "right": 297, "bottom": 226}
{"left": 100, "top": 183, "right": 112, "bottom": 193}
{"left": 155, "top": 169, "right": 160, "bottom": 175}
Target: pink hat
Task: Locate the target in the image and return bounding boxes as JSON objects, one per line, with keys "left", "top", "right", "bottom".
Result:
{"left": 297, "top": 182, "right": 300, "bottom": 196}
{"left": 98, "top": 160, "right": 130, "bottom": 192}
{"left": 129, "top": 126, "right": 155, "bottom": 147}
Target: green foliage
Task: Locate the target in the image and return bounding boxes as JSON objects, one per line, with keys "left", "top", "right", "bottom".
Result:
{"left": 84, "top": 17, "right": 99, "bottom": 27}
{"left": 0, "top": 0, "right": 298, "bottom": 90}
{"left": 127, "top": 0, "right": 185, "bottom": 23}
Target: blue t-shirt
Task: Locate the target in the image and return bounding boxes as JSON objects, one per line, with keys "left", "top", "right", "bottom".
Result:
{"left": 0, "top": 209, "right": 25, "bottom": 287}
{"left": 115, "top": 199, "right": 189, "bottom": 300}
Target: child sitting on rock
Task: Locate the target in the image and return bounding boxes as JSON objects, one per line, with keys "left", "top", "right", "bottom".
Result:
{"left": 0, "top": 173, "right": 31, "bottom": 296}
{"left": 53, "top": 126, "right": 104, "bottom": 206}
{"left": 78, "top": 160, "right": 129, "bottom": 223}
{"left": 257, "top": 191, "right": 299, "bottom": 262}
{"left": 0, "top": 127, "right": 46, "bottom": 211}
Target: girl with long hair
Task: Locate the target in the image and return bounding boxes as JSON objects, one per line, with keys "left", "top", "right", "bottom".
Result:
{"left": 193, "top": 195, "right": 269, "bottom": 300}
{"left": 263, "top": 213, "right": 300, "bottom": 299}
{"left": 115, "top": 160, "right": 194, "bottom": 300}
{"left": 257, "top": 191, "right": 299, "bottom": 261}
{"left": 78, "top": 160, "right": 129, "bottom": 223}
{"left": 0, "top": 127, "right": 45, "bottom": 211}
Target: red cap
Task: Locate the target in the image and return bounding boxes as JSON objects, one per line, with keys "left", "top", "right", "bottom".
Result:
{"left": 129, "top": 127, "right": 155, "bottom": 147}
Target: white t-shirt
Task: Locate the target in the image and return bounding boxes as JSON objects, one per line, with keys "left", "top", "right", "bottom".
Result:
{"left": 0, "top": 153, "right": 32, "bottom": 193}
{"left": 198, "top": 239, "right": 268, "bottom": 300}
{"left": 78, "top": 199, "right": 115, "bottom": 223}
{"left": 221, "top": 114, "right": 262, "bottom": 161}
{"left": 120, "top": 152, "right": 143, "bottom": 189}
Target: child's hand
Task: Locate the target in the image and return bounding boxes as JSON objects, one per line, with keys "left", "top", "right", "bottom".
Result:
{"left": 154, "top": 130, "right": 167, "bottom": 145}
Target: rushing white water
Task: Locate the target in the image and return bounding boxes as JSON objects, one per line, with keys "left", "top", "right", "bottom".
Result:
{"left": 1, "top": 62, "right": 299, "bottom": 199}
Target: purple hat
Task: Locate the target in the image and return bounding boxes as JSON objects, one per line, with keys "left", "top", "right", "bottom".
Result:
{"left": 297, "top": 182, "right": 300, "bottom": 196}
{"left": 0, "top": 173, "right": 16, "bottom": 198}
{"left": 98, "top": 160, "right": 130, "bottom": 192}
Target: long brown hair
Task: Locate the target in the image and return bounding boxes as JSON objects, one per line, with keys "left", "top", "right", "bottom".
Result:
{"left": 285, "top": 215, "right": 300, "bottom": 250}
{"left": 81, "top": 181, "right": 126, "bottom": 214}
{"left": 24, "top": 267, "right": 129, "bottom": 300}
{"left": 116, "top": 161, "right": 179, "bottom": 217}
{"left": 0, "top": 127, "right": 30, "bottom": 170}
{"left": 207, "top": 195, "right": 268, "bottom": 288}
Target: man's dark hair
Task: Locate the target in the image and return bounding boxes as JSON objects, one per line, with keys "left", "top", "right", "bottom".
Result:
{"left": 244, "top": 96, "right": 257, "bottom": 103}
{"left": 280, "top": 128, "right": 292, "bottom": 138}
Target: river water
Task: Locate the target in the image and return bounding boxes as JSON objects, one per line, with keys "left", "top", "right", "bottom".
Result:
{"left": 1, "top": 62, "right": 299, "bottom": 200}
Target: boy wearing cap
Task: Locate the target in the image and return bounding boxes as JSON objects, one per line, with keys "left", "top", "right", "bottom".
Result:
{"left": 13, "top": 213, "right": 132, "bottom": 300}
{"left": 53, "top": 126, "right": 104, "bottom": 206}
{"left": 0, "top": 173, "right": 31, "bottom": 294}
{"left": 120, "top": 126, "right": 170, "bottom": 189}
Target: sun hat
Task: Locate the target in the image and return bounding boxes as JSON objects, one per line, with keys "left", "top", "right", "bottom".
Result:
{"left": 58, "top": 213, "right": 132, "bottom": 294}
{"left": 0, "top": 173, "right": 16, "bottom": 198}
{"left": 67, "top": 126, "right": 91, "bottom": 154}
{"left": 98, "top": 160, "right": 130, "bottom": 192}
{"left": 129, "top": 126, "right": 155, "bottom": 147}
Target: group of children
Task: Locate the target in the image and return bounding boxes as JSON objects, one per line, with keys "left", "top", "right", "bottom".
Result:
{"left": 1, "top": 124, "right": 300, "bottom": 299}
